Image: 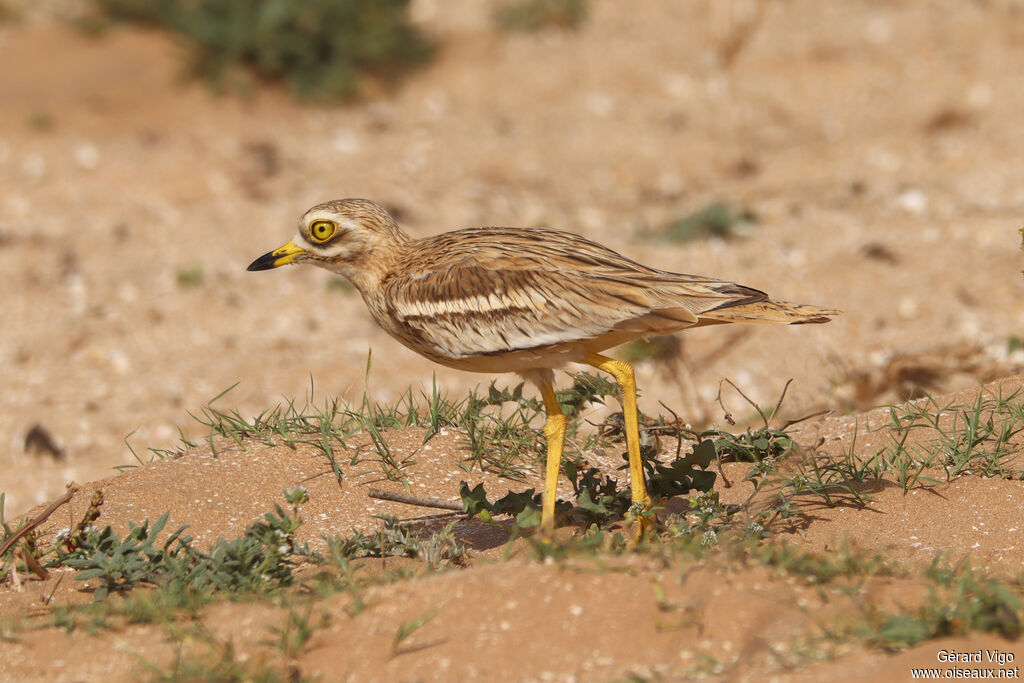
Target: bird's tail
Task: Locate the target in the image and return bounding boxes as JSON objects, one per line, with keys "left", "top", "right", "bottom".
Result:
{"left": 696, "top": 299, "right": 839, "bottom": 326}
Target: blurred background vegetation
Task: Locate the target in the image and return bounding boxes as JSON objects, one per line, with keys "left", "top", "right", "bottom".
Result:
{"left": 89, "top": 0, "right": 437, "bottom": 100}
{"left": 71, "top": 0, "right": 588, "bottom": 101}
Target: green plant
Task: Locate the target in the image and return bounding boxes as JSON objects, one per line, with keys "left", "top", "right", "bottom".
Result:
{"left": 266, "top": 605, "right": 330, "bottom": 660}
{"left": 326, "top": 276, "right": 354, "bottom": 293}
{"left": 865, "top": 564, "right": 1024, "bottom": 650}
{"left": 145, "top": 629, "right": 287, "bottom": 682}
{"left": 92, "top": 0, "right": 434, "bottom": 101}
{"left": 494, "top": 0, "right": 587, "bottom": 31}
{"left": 54, "top": 492, "right": 310, "bottom": 601}
{"left": 0, "top": 613, "right": 22, "bottom": 643}
{"left": 619, "top": 335, "right": 680, "bottom": 364}
{"left": 460, "top": 436, "right": 717, "bottom": 532}
{"left": 137, "top": 367, "right": 621, "bottom": 495}
{"left": 0, "top": 493, "right": 10, "bottom": 582}
{"left": 644, "top": 201, "right": 757, "bottom": 243}
{"left": 703, "top": 424, "right": 793, "bottom": 464}
{"left": 323, "top": 515, "right": 467, "bottom": 569}
{"left": 392, "top": 608, "right": 437, "bottom": 654}
{"left": 750, "top": 539, "right": 894, "bottom": 585}
{"left": 457, "top": 372, "right": 616, "bottom": 479}
{"left": 460, "top": 382, "right": 544, "bottom": 479}
{"left": 176, "top": 263, "right": 204, "bottom": 288}
{"left": 878, "top": 390, "right": 1024, "bottom": 482}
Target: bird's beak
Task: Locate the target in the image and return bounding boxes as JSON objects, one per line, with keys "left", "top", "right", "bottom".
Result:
{"left": 247, "top": 241, "right": 306, "bottom": 271}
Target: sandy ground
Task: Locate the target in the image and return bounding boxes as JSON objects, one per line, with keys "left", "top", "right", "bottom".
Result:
{"left": 3, "top": 375, "right": 1024, "bottom": 681}
{"left": 2, "top": 0, "right": 1024, "bottom": 680}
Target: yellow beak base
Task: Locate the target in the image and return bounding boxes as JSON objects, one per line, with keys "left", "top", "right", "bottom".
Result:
{"left": 247, "top": 241, "right": 307, "bottom": 271}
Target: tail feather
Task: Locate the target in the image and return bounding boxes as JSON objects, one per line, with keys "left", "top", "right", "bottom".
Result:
{"left": 695, "top": 299, "right": 839, "bottom": 326}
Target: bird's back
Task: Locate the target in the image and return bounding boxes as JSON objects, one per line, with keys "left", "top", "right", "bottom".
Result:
{"left": 356, "top": 225, "right": 836, "bottom": 371}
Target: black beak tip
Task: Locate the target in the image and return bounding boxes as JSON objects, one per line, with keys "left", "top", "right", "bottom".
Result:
{"left": 247, "top": 252, "right": 277, "bottom": 271}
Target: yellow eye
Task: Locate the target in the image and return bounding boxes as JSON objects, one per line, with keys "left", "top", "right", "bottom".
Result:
{"left": 309, "top": 219, "right": 337, "bottom": 242}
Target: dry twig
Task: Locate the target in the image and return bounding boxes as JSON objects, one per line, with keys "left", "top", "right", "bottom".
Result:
{"left": 0, "top": 483, "right": 79, "bottom": 559}
{"left": 368, "top": 488, "right": 463, "bottom": 512}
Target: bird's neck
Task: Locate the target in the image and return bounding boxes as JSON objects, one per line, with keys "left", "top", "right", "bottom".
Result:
{"left": 330, "top": 232, "right": 411, "bottom": 294}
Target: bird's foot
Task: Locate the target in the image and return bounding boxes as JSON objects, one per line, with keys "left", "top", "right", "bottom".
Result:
{"left": 626, "top": 501, "right": 655, "bottom": 547}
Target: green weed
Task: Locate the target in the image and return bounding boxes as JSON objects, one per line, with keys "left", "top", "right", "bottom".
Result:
{"left": 326, "top": 276, "right": 354, "bottom": 293}
{"left": 877, "top": 389, "right": 1024, "bottom": 482}
{"left": 266, "top": 605, "right": 330, "bottom": 660}
{"left": 494, "top": 0, "right": 587, "bottom": 31}
{"left": 392, "top": 608, "right": 437, "bottom": 654}
{"left": 619, "top": 335, "right": 680, "bottom": 364}
{"left": 146, "top": 630, "right": 289, "bottom": 682}
{"left": 323, "top": 515, "right": 467, "bottom": 569}
{"left": 460, "top": 436, "right": 718, "bottom": 533}
{"left": 54, "top": 492, "right": 309, "bottom": 602}
{"left": 92, "top": 0, "right": 434, "bottom": 101}
{"left": 643, "top": 201, "right": 757, "bottom": 243}
{"left": 864, "top": 563, "right": 1024, "bottom": 650}
{"left": 176, "top": 263, "right": 204, "bottom": 288}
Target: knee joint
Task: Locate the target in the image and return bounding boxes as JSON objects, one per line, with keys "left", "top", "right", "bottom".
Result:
{"left": 606, "top": 359, "right": 634, "bottom": 385}
{"left": 544, "top": 412, "right": 567, "bottom": 435}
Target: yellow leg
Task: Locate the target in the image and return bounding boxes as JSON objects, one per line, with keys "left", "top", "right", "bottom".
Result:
{"left": 584, "top": 352, "right": 653, "bottom": 540}
{"left": 539, "top": 377, "right": 567, "bottom": 531}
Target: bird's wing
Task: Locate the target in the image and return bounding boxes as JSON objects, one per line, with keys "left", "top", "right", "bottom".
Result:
{"left": 381, "top": 230, "right": 762, "bottom": 359}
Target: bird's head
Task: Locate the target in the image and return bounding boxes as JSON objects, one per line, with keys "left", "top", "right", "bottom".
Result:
{"left": 247, "top": 199, "right": 409, "bottom": 287}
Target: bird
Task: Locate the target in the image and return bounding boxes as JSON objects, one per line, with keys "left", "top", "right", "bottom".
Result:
{"left": 248, "top": 199, "right": 838, "bottom": 538}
